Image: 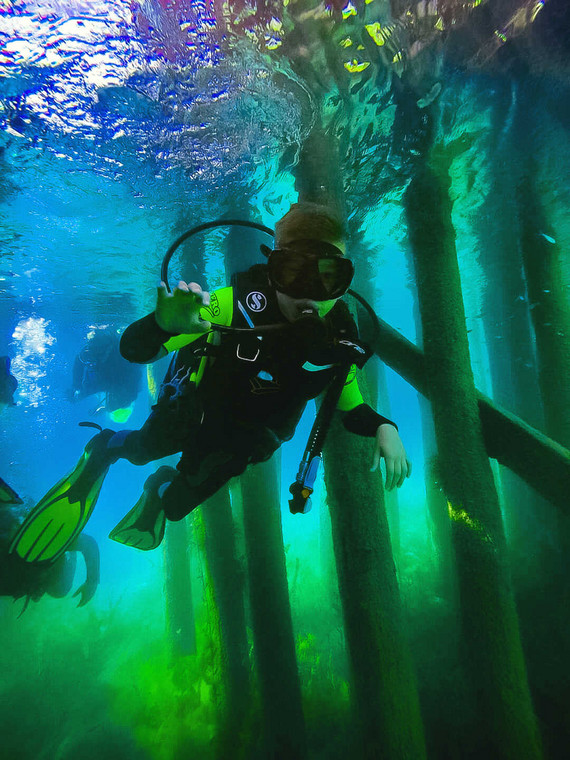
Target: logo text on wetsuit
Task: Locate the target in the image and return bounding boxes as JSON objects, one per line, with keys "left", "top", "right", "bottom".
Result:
{"left": 208, "top": 291, "right": 221, "bottom": 318}
{"left": 246, "top": 291, "right": 267, "bottom": 312}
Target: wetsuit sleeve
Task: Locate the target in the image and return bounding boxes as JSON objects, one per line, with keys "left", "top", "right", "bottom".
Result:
{"left": 120, "top": 287, "right": 233, "bottom": 363}
{"left": 342, "top": 404, "right": 398, "bottom": 436}
{"left": 120, "top": 313, "right": 174, "bottom": 363}
{"left": 337, "top": 365, "right": 398, "bottom": 436}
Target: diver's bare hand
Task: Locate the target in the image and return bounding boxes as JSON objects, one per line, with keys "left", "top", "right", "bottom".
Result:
{"left": 155, "top": 281, "right": 211, "bottom": 334}
{"left": 370, "top": 424, "right": 412, "bottom": 491}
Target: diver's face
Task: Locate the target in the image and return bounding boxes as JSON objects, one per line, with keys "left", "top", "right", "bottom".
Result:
{"left": 274, "top": 238, "right": 346, "bottom": 322}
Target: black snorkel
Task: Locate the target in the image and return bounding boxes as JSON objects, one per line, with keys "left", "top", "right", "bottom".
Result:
{"left": 160, "top": 219, "right": 380, "bottom": 514}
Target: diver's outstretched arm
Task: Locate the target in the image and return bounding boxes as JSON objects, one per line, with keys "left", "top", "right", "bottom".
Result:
{"left": 120, "top": 281, "right": 210, "bottom": 365}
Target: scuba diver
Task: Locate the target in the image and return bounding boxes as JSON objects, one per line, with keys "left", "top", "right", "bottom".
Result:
{"left": 69, "top": 328, "right": 142, "bottom": 423}
{"left": 0, "top": 356, "right": 18, "bottom": 407}
{"left": 0, "top": 478, "right": 99, "bottom": 606}
{"left": 10, "top": 203, "right": 412, "bottom": 563}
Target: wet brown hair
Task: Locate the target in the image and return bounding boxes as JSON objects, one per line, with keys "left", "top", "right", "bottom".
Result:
{"left": 275, "top": 202, "right": 346, "bottom": 247}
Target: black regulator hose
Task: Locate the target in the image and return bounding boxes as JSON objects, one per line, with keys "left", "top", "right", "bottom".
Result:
{"left": 346, "top": 288, "right": 383, "bottom": 346}
{"left": 160, "top": 218, "right": 383, "bottom": 343}
{"left": 160, "top": 219, "right": 274, "bottom": 292}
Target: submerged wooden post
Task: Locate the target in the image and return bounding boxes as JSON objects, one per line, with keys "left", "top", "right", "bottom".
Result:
{"left": 356, "top": 301, "right": 570, "bottom": 514}
{"left": 163, "top": 519, "right": 196, "bottom": 657}
{"left": 201, "top": 485, "right": 251, "bottom": 745}
{"left": 518, "top": 176, "right": 570, "bottom": 452}
{"left": 291, "top": 121, "right": 426, "bottom": 756}
{"left": 240, "top": 455, "right": 307, "bottom": 759}
{"left": 405, "top": 161, "right": 543, "bottom": 759}
{"left": 323, "top": 417, "right": 427, "bottom": 760}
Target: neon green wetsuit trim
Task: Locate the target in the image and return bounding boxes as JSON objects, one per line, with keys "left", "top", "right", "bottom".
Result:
{"left": 162, "top": 287, "right": 234, "bottom": 353}
{"left": 162, "top": 287, "right": 233, "bottom": 387}
{"left": 337, "top": 364, "right": 364, "bottom": 412}
{"left": 163, "top": 286, "right": 365, "bottom": 409}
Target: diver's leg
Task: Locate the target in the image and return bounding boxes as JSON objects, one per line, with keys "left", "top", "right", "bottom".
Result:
{"left": 163, "top": 423, "right": 282, "bottom": 520}
{"left": 44, "top": 554, "right": 76, "bottom": 598}
{"left": 161, "top": 461, "right": 243, "bottom": 521}
{"left": 109, "top": 424, "right": 281, "bottom": 550}
{"left": 11, "top": 395, "right": 197, "bottom": 564}
{"left": 104, "top": 396, "right": 200, "bottom": 466}
{"left": 108, "top": 430, "right": 232, "bottom": 550}
{"left": 105, "top": 419, "right": 180, "bottom": 465}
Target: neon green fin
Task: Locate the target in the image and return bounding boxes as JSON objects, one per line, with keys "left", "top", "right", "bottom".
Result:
{"left": 109, "top": 466, "right": 173, "bottom": 551}
{"left": 109, "top": 499, "right": 166, "bottom": 551}
{"left": 10, "top": 430, "right": 115, "bottom": 563}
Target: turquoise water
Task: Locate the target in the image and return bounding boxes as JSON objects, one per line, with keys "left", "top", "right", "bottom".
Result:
{"left": 1, "top": 2, "right": 569, "bottom": 759}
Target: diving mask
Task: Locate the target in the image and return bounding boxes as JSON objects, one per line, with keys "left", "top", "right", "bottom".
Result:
{"left": 262, "top": 239, "right": 354, "bottom": 301}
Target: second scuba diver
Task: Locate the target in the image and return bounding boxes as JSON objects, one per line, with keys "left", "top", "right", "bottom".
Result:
{"left": 0, "top": 478, "right": 99, "bottom": 605}
{"left": 69, "top": 327, "right": 142, "bottom": 423}
{"left": 10, "top": 203, "right": 412, "bottom": 563}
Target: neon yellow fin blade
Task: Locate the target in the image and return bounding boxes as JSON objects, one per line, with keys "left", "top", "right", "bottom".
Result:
{"left": 109, "top": 466, "right": 172, "bottom": 551}
{"left": 10, "top": 430, "right": 114, "bottom": 564}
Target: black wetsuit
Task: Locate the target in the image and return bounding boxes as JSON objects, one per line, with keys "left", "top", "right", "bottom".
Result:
{"left": 110, "top": 265, "right": 395, "bottom": 520}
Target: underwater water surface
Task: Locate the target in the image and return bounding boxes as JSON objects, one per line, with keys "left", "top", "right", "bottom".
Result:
{"left": 1, "top": 1, "right": 570, "bottom": 759}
